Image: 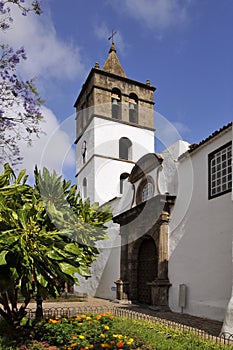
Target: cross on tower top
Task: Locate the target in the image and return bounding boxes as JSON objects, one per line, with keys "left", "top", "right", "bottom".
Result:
{"left": 108, "top": 30, "right": 117, "bottom": 44}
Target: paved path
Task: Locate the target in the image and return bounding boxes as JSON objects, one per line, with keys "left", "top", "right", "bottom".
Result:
{"left": 28, "top": 296, "right": 223, "bottom": 337}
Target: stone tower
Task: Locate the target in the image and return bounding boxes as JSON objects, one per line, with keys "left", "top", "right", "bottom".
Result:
{"left": 74, "top": 42, "right": 156, "bottom": 205}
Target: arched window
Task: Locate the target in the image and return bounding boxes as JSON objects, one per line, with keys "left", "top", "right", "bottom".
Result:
{"left": 119, "top": 137, "right": 132, "bottom": 160}
{"left": 141, "top": 182, "right": 154, "bottom": 202}
{"left": 136, "top": 176, "right": 155, "bottom": 205}
{"left": 82, "top": 177, "right": 87, "bottom": 199}
{"left": 81, "top": 140, "right": 87, "bottom": 164}
{"left": 129, "top": 93, "right": 138, "bottom": 124}
{"left": 111, "top": 88, "right": 121, "bottom": 120}
{"left": 120, "top": 173, "right": 129, "bottom": 194}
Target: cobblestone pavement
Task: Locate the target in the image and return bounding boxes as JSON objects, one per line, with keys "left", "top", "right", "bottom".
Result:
{"left": 28, "top": 296, "right": 223, "bottom": 337}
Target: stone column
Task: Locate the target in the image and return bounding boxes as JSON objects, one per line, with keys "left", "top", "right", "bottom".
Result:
{"left": 158, "top": 210, "right": 169, "bottom": 279}
{"left": 149, "top": 209, "right": 171, "bottom": 310}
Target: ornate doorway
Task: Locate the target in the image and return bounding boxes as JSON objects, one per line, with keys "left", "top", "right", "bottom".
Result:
{"left": 137, "top": 237, "right": 158, "bottom": 304}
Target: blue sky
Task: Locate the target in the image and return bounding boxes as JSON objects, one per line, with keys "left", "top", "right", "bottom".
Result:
{"left": 1, "top": 0, "right": 233, "bottom": 182}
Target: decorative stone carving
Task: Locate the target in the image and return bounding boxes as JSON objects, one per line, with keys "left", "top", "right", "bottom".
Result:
{"left": 114, "top": 194, "right": 175, "bottom": 309}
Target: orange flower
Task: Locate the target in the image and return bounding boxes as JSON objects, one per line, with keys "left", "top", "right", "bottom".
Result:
{"left": 101, "top": 344, "right": 111, "bottom": 348}
{"left": 116, "top": 341, "right": 124, "bottom": 348}
{"left": 48, "top": 319, "right": 59, "bottom": 324}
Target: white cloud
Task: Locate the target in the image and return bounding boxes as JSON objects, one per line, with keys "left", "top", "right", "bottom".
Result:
{"left": 19, "top": 106, "right": 76, "bottom": 182}
{"left": 0, "top": 4, "right": 81, "bottom": 182}
{"left": 112, "top": 0, "right": 190, "bottom": 31}
{"left": 0, "top": 6, "right": 85, "bottom": 81}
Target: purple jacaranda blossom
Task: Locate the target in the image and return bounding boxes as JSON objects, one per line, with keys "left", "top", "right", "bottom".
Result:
{"left": 0, "top": 0, "right": 42, "bottom": 165}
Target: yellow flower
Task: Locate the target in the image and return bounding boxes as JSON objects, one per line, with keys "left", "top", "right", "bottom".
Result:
{"left": 86, "top": 316, "right": 91, "bottom": 320}
{"left": 104, "top": 325, "right": 109, "bottom": 330}
{"left": 113, "top": 334, "right": 123, "bottom": 339}
{"left": 101, "top": 344, "right": 111, "bottom": 348}
{"left": 126, "top": 338, "right": 134, "bottom": 345}
{"left": 79, "top": 335, "right": 85, "bottom": 339}
{"left": 81, "top": 314, "right": 87, "bottom": 318}
{"left": 100, "top": 333, "right": 105, "bottom": 338}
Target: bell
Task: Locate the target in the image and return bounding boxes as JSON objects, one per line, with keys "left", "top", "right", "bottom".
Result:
{"left": 112, "top": 99, "right": 118, "bottom": 105}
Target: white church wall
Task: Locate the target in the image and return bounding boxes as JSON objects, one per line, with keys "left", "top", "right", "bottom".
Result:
{"left": 111, "top": 180, "right": 134, "bottom": 216}
{"left": 94, "top": 157, "right": 134, "bottom": 205}
{"left": 76, "top": 160, "right": 95, "bottom": 204}
{"left": 221, "top": 126, "right": 233, "bottom": 334}
{"left": 169, "top": 128, "right": 233, "bottom": 321}
{"left": 75, "top": 221, "right": 121, "bottom": 300}
{"left": 93, "top": 117, "right": 155, "bottom": 161}
{"left": 76, "top": 119, "right": 96, "bottom": 203}
{"left": 160, "top": 140, "right": 190, "bottom": 196}
{"left": 76, "top": 119, "right": 95, "bottom": 175}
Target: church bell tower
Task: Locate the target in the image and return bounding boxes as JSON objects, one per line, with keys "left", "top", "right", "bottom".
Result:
{"left": 74, "top": 42, "right": 156, "bottom": 205}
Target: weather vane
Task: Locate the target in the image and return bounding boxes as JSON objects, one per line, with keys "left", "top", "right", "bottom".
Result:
{"left": 108, "top": 30, "right": 117, "bottom": 44}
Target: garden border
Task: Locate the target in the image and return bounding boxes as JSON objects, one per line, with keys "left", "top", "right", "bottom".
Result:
{"left": 26, "top": 305, "right": 233, "bottom": 346}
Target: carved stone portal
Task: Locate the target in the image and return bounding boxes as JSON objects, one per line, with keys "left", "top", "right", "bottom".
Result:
{"left": 113, "top": 194, "right": 175, "bottom": 310}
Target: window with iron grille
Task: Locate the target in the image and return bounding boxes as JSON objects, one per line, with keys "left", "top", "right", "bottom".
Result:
{"left": 208, "top": 142, "right": 232, "bottom": 199}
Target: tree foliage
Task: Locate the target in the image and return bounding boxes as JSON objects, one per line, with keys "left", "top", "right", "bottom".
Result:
{"left": 0, "top": 164, "right": 112, "bottom": 327}
{"left": 0, "top": 0, "right": 43, "bottom": 165}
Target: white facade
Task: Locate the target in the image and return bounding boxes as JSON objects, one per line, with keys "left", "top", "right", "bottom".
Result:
{"left": 76, "top": 115, "right": 155, "bottom": 205}
{"left": 169, "top": 125, "right": 233, "bottom": 321}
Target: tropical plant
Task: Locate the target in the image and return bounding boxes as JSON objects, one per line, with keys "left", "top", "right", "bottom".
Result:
{"left": 0, "top": 164, "right": 112, "bottom": 327}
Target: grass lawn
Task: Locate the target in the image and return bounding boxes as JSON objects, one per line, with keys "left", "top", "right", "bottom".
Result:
{"left": 112, "top": 318, "right": 232, "bottom": 350}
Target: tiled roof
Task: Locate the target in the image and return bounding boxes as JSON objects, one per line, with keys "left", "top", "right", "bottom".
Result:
{"left": 179, "top": 122, "right": 232, "bottom": 160}
{"left": 189, "top": 122, "right": 232, "bottom": 153}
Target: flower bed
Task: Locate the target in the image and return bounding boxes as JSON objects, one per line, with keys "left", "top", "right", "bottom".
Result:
{"left": 31, "top": 312, "right": 137, "bottom": 350}
{"left": 0, "top": 311, "right": 232, "bottom": 350}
